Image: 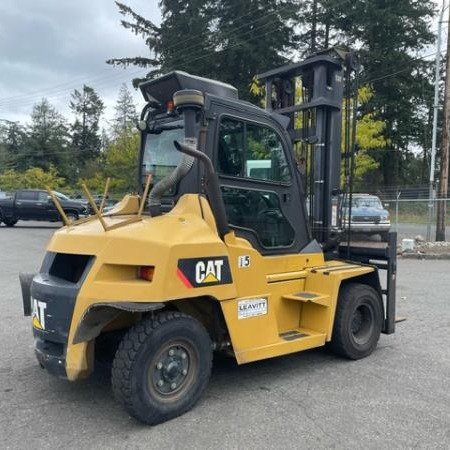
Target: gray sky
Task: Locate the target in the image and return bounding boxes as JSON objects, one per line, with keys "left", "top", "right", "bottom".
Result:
{"left": 0, "top": 0, "right": 443, "bottom": 127}
{"left": 0, "top": 0, "right": 160, "bottom": 126}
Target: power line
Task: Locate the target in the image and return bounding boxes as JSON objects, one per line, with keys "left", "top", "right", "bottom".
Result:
{"left": 1, "top": 14, "right": 296, "bottom": 110}
{"left": 0, "top": 0, "right": 441, "bottom": 113}
{"left": 0, "top": 2, "right": 304, "bottom": 107}
{"left": 0, "top": 67, "right": 145, "bottom": 109}
{"left": 364, "top": 50, "right": 444, "bottom": 85}
{"left": 0, "top": 0, "right": 356, "bottom": 109}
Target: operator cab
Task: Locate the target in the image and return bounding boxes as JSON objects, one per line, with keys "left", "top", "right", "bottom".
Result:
{"left": 138, "top": 71, "right": 313, "bottom": 255}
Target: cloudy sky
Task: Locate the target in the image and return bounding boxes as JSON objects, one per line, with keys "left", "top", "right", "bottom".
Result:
{"left": 0, "top": 0, "right": 160, "bottom": 126}
{"left": 0, "top": 0, "right": 444, "bottom": 128}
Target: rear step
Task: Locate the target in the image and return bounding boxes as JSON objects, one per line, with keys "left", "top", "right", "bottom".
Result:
{"left": 279, "top": 330, "right": 309, "bottom": 341}
{"left": 236, "top": 328, "right": 327, "bottom": 363}
{"left": 278, "top": 327, "right": 325, "bottom": 342}
{"left": 282, "top": 291, "right": 330, "bottom": 307}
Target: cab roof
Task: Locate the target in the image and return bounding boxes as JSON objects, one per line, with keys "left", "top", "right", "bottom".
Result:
{"left": 139, "top": 71, "right": 238, "bottom": 105}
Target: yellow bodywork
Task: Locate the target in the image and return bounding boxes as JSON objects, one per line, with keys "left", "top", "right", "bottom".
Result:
{"left": 43, "top": 193, "right": 375, "bottom": 380}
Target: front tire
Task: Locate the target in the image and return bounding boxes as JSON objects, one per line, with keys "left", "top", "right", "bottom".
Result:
{"left": 112, "top": 311, "right": 212, "bottom": 425}
{"left": 3, "top": 218, "right": 17, "bottom": 227}
{"left": 65, "top": 212, "right": 78, "bottom": 223}
{"left": 329, "top": 283, "right": 383, "bottom": 360}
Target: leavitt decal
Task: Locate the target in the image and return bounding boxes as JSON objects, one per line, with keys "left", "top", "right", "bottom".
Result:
{"left": 238, "top": 298, "right": 268, "bottom": 319}
{"left": 177, "top": 257, "right": 232, "bottom": 288}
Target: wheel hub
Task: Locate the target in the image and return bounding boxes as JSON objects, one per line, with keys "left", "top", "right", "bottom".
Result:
{"left": 152, "top": 345, "right": 190, "bottom": 395}
{"left": 351, "top": 304, "right": 373, "bottom": 344}
{"left": 351, "top": 310, "right": 363, "bottom": 333}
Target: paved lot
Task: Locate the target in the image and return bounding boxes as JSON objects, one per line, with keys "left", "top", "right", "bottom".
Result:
{"left": 394, "top": 222, "right": 448, "bottom": 242}
{"left": 1, "top": 221, "right": 449, "bottom": 449}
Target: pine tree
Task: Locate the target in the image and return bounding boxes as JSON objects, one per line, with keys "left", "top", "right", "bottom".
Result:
{"left": 0, "top": 121, "right": 26, "bottom": 172}
{"left": 112, "top": 83, "right": 138, "bottom": 137}
{"left": 210, "top": 0, "right": 300, "bottom": 101}
{"left": 107, "top": 0, "right": 300, "bottom": 100}
{"left": 21, "top": 99, "right": 72, "bottom": 178}
{"left": 107, "top": 1, "right": 214, "bottom": 82}
{"left": 70, "top": 85, "right": 105, "bottom": 165}
{"left": 306, "top": 0, "right": 436, "bottom": 186}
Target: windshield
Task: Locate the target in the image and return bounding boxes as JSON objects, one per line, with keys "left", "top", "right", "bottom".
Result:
{"left": 344, "top": 196, "right": 383, "bottom": 209}
{"left": 142, "top": 120, "right": 185, "bottom": 185}
{"left": 53, "top": 191, "right": 70, "bottom": 200}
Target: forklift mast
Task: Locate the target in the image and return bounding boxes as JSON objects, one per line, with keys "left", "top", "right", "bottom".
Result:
{"left": 258, "top": 48, "right": 358, "bottom": 248}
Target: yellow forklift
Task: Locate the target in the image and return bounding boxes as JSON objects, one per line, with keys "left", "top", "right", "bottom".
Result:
{"left": 20, "top": 48, "right": 396, "bottom": 425}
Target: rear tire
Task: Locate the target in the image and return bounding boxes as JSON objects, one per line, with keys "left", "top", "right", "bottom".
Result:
{"left": 112, "top": 311, "right": 212, "bottom": 425}
{"left": 329, "top": 283, "right": 383, "bottom": 360}
{"left": 3, "top": 218, "right": 17, "bottom": 227}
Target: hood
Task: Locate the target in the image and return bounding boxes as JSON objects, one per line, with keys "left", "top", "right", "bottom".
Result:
{"left": 351, "top": 206, "right": 388, "bottom": 216}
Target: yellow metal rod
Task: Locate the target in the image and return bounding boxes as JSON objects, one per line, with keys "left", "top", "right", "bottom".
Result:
{"left": 46, "top": 187, "right": 70, "bottom": 226}
{"left": 99, "top": 177, "right": 111, "bottom": 213}
{"left": 82, "top": 184, "right": 108, "bottom": 231}
{"left": 138, "top": 174, "right": 152, "bottom": 218}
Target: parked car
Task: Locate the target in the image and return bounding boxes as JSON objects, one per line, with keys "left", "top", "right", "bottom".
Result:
{"left": 342, "top": 193, "right": 391, "bottom": 240}
{"left": 0, "top": 189, "right": 89, "bottom": 226}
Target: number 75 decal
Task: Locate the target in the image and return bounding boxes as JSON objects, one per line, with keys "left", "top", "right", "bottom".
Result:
{"left": 238, "top": 255, "right": 251, "bottom": 268}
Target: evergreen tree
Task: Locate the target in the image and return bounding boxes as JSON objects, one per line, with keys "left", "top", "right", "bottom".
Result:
{"left": 107, "top": 1, "right": 213, "bottom": 81}
{"left": 21, "top": 99, "right": 72, "bottom": 178}
{"left": 70, "top": 85, "right": 105, "bottom": 165}
{"left": 112, "top": 83, "right": 138, "bottom": 136}
{"left": 305, "top": 0, "right": 436, "bottom": 186}
{"left": 210, "top": 0, "right": 299, "bottom": 101}
{"left": 107, "top": 0, "right": 300, "bottom": 100}
{"left": 0, "top": 121, "right": 26, "bottom": 172}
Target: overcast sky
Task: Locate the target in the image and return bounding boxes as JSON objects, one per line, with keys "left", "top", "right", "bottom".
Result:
{"left": 0, "top": 0, "right": 160, "bottom": 126}
{"left": 0, "top": 0, "right": 443, "bottom": 128}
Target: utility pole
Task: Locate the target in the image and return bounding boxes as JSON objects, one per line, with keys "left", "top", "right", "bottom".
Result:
{"left": 427, "top": 4, "right": 445, "bottom": 241}
{"left": 436, "top": 5, "right": 450, "bottom": 241}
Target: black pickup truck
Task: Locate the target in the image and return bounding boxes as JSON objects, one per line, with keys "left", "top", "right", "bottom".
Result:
{"left": 0, "top": 189, "right": 89, "bottom": 226}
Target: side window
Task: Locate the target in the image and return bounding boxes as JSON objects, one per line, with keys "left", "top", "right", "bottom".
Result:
{"left": 38, "top": 192, "right": 48, "bottom": 202}
{"left": 246, "top": 124, "right": 291, "bottom": 182}
{"left": 221, "top": 186, "right": 295, "bottom": 248}
{"left": 17, "top": 191, "right": 38, "bottom": 201}
{"left": 218, "top": 119, "right": 244, "bottom": 176}
{"left": 218, "top": 118, "right": 291, "bottom": 183}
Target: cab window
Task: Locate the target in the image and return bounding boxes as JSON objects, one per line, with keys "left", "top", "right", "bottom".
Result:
{"left": 218, "top": 118, "right": 291, "bottom": 183}
{"left": 217, "top": 117, "right": 295, "bottom": 249}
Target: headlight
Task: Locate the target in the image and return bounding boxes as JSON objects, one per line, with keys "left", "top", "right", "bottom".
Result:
{"left": 381, "top": 214, "right": 389, "bottom": 220}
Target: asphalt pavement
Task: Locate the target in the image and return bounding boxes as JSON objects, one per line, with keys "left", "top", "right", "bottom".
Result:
{"left": 0, "top": 221, "right": 449, "bottom": 449}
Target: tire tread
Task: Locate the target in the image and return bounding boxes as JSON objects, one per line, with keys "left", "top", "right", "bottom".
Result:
{"left": 111, "top": 311, "right": 212, "bottom": 424}
{"left": 329, "top": 282, "right": 382, "bottom": 360}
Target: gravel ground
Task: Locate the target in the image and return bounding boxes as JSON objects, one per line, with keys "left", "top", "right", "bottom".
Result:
{"left": 0, "top": 221, "right": 449, "bottom": 449}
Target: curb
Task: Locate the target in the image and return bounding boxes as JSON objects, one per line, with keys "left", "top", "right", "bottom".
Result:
{"left": 400, "top": 253, "right": 450, "bottom": 260}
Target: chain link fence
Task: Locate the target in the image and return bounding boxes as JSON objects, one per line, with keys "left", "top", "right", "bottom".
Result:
{"left": 364, "top": 185, "right": 449, "bottom": 242}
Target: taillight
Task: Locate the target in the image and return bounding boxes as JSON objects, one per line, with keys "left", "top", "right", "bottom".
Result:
{"left": 139, "top": 266, "right": 155, "bottom": 281}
